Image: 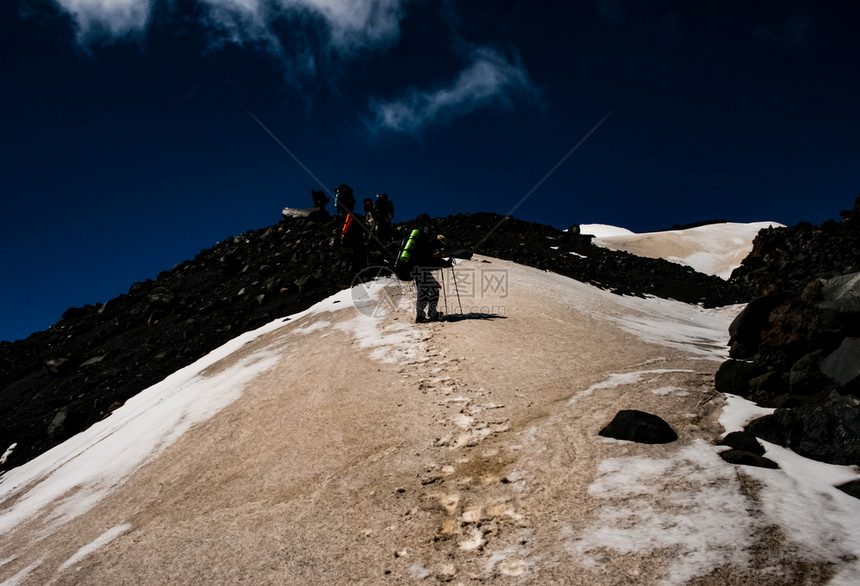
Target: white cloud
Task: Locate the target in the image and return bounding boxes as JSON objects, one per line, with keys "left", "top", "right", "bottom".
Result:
{"left": 196, "top": 0, "right": 404, "bottom": 52}
{"left": 47, "top": 1, "right": 535, "bottom": 133}
{"left": 52, "top": 0, "right": 405, "bottom": 52}
{"left": 299, "top": 0, "right": 402, "bottom": 51}
{"left": 197, "top": 0, "right": 277, "bottom": 49}
{"left": 54, "top": 0, "right": 153, "bottom": 40}
{"left": 370, "top": 47, "right": 537, "bottom": 134}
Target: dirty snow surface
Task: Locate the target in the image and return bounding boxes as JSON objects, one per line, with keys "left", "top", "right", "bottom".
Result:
{"left": 1, "top": 256, "right": 858, "bottom": 585}
{"left": 586, "top": 221, "right": 784, "bottom": 279}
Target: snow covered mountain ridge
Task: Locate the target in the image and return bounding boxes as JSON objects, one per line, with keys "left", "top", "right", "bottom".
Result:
{"left": 580, "top": 221, "right": 785, "bottom": 279}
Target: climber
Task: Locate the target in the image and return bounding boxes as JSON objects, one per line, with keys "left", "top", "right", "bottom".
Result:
{"left": 410, "top": 232, "right": 452, "bottom": 323}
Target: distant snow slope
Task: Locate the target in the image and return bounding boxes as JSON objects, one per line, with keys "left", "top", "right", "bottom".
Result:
{"left": 579, "top": 224, "right": 636, "bottom": 238}
{"left": 585, "top": 221, "right": 784, "bottom": 279}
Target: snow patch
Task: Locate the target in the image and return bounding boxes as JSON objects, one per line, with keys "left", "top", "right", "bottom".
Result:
{"left": 333, "top": 278, "right": 427, "bottom": 364}
{"left": 0, "top": 560, "right": 42, "bottom": 586}
{"left": 521, "top": 266, "right": 741, "bottom": 361}
{"left": 0, "top": 444, "right": 15, "bottom": 466}
{"left": 746, "top": 442, "right": 860, "bottom": 583}
{"left": 569, "top": 370, "right": 693, "bottom": 404}
{"left": 603, "top": 299, "right": 739, "bottom": 361}
{"left": 408, "top": 563, "right": 431, "bottom": 579}
{"left": 56, "top": 524, "right": 132, "bottom": 573}
{"left": 650, "top": 386, "right": 682, "bottom": 396}
{"left": 293, "top": 320, "right": 332, "bottom": 335}
{"left": 569, "top": 439, "right": 758, "bottom": 584}
{"left": 718, "top": 393, "right": 776, "bottom": 436}
{"left": 336, "top": 317, "right": 424, "bottom": 364}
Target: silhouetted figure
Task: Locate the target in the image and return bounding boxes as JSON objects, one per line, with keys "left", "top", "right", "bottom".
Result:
{"left": 363, "top": 198, "right": 377, "bottom": 233}
{"left": 375, "top": 192, "right": 395, "bottom": 240}
{"left": 341, "top": 209, "right": 366, "bottom": 273}
{"left": 311, "top": 189, "right": 329, "bottom": 211}
{"left": 334, "top": 184, "right": 356, "bottom": 218}
{"left": 412, "top": 232, "right": 452, "bottom": 322}
{"left": 307, "top": 189, "right": 330, "bottom": 221}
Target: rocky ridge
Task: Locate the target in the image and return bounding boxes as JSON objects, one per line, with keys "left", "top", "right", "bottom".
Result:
{"left": 717, "top": 196, "right": 860, "bottom": 466}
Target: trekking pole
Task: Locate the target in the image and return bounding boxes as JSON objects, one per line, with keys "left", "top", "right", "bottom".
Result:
{"left": 450, "top": 264, "right": 463, "bottom": 314}
{"left": 440, "top": 267, "right": 449, "bottom": 314}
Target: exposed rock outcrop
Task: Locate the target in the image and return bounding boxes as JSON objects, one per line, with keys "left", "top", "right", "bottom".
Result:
{"left": 720, "top": 196, "right": 860, "bottom": 465}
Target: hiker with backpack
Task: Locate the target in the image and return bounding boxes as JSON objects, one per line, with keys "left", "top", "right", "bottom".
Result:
{"left": 405, "top": 231, "right": 452, "bottom": 323}
{"left": 340, "top": 206, "right": 367, "bottom": 273}
{"left": 374, "top": 193, "right": 395, "bottom": 241}
{"left": 363, "top": 198, "right": 377, "bottom": 233}
{"left": 307, "top": 189, "right": 330, "bottom": 222}
{"left": 311, "top": 189, "right": 330, "bottom": 211}
{"left": 333, "top": 184, "right": 356, "bottom": 226}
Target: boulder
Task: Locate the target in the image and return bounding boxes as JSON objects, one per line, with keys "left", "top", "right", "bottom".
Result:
{"left": 47, "top": 407, "right": 67, "bottom": 437}
{"left": 758, "top": 298, "right": 821, "bottom": 367}
{"left": 46, "top": 406, "right": 86, "bottom": 441}
{"left": 747, "top": 371, "right": 787, "bottom": 402}
{"left": 818, "top": 308, "right": 854, "bottom": 338}
{"left": 746, "top": 394, "right": 860, "bottom": 466}
{"left": 128, "top": 281, "right": 149, "bottom": 295}
{"left": 819, "top": 272, "right": 860, "bottom": 313}
{"left": 598, "top": 410, "right": 678, "bottom": 444}
{"left": 147, "top": 289, "right": 176, "bottom": 306}
{"left": 719, "top": 449, "right": 779, "bottom": 469}
{"left": 719, "top": 431, "right": 765, "bottom": 456}
{"left": 788, "top": 351, "right": 831, "bottom": 395}
{"left": 295, "top": 273, "right": 320, "bottom": 295}
{"left": 44, "top": 357, "right": 74, "bottom": 375}
{"left": 820, "top": 338, "right": 860, "bottom": 387}
{"left": 728, "top": 293, "right": 791, "bottom": 359}
{"left": 714, "top": 359, "right": 759, "bottom": 396}
{"left": 80, "top": 355, "right": 107, "bottom": 367}
{"left": 61, "top": 306, "right": 91, "bottom": 321}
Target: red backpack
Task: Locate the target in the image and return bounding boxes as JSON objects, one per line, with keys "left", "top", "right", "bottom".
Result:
{"left": 341, "top": 213, "right": 359, "bottom": 243}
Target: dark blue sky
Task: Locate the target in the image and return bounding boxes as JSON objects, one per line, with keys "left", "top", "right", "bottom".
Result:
{"left": 2, "top": 0, "right": 858, "bottom": 342}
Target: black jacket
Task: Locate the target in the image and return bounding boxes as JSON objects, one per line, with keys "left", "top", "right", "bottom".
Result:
{"left": 412, "top": 238, "right": 452, "bottom": 271}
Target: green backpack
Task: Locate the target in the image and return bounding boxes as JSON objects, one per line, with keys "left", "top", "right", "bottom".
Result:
{"left": 394, "top": 229, "right": 422, "bottom": 280}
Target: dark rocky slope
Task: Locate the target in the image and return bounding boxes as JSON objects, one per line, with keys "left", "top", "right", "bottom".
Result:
{"left": 0, "top": 211, "right": 746, "bottom": 473}
{"left": 717, "top": 196, "right": 860, "bottom": 465}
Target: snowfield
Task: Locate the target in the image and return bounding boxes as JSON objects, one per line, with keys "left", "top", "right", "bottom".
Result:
{"left": 1, "top": 250, "right": 858, "bottom": 585}
{"left": 583, "top": 221, "right": 785, "bottom": 279}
